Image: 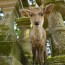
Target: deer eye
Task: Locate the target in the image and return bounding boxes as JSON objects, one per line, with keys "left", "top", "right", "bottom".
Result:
{"left": 39, "top": 13, "right": 43, "bottom": 16}
{"left": 29, "top": 14, "right": 34, "bottom": 17}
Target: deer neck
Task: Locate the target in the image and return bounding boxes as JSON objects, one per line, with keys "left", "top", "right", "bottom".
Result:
{"left": 32, "top": 26, "right": 43, "bottom": 39}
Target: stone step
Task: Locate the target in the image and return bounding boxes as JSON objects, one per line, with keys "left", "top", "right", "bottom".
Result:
{"left": 49, "top": 63, "right": 64, "bottom": 65}
{"left": 46, "top": 55, "right": 65, "bottom": 65}
{"left": 0, "top": 56, "right": 22, "bottom": 65}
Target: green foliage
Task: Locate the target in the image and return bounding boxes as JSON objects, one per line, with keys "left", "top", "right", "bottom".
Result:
{"left": 15, "top": 28, "right": 20, "bottom": 36}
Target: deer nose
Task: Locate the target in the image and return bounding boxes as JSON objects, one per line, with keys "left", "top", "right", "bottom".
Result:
{"left": 35, "top": 22, "right": 39, "bottom": 25}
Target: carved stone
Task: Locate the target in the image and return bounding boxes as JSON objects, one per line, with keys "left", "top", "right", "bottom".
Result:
{"left": 48, "top": 11, "right": 65, "bottom": 56}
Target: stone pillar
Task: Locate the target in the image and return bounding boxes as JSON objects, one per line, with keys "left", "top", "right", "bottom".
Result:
{"left": 48, "top": 11, "right": 65, "bottom": 56}
{"left": 19, "top": 26, "right": 31, "bottom": 53}
{"left": 0, "top": 7, "right": 22, "bottom": 65}
{"left": 0, "top": 1, "right": 23, "bottom": 65}
{"left": 17, "top": 25, "right": 32, "bottom": 65}
{"left": 1, "top": 7, "right": 17, "bottom": 41}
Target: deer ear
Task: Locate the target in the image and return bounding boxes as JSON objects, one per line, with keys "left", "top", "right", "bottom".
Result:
{"left": 19, "top": 9, "right": 30, "bottom": 16}
{"left": 43, "top": 4, "right": 54, "bottom": 14}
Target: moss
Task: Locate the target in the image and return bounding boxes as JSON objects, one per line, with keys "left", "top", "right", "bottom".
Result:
{"left": 0, "top": 56, "right": 13, "bottom": 65}
{"left": 0, "top": 35, "right": 6, "bottom": 41}
{"left": 0, "top": 56, "right": 22, "bottom": 65}
{"left": 0, "top": 57, "right": 9, "bottom": 65}
{"left": 44, "top": 0, "right": 64, "bottom": 5}
{"left": 0, "top": 41, "right": 13, "bottom": 56}
{"left": 0, "top": 24, "right": 9, "bottom": 31}
{"left": 22, "top": 0, "right": 29, "bottom": 7}
{"left": 46, "top": 55, "right": 65, "bottom": 65}
{"left": 16, "top": 17, "right": 30, "bottom": 26}
{"left": 0, "top": 41, "right": 23, "bottom": 64}
{"left": 0, "top": 24, "right": 9, "bottom": 41}
{"left": 36, "top": 0, "right": 42, "bottom": 6}
{"left": 11, "top": 42, "right": 21, "bottom": 61}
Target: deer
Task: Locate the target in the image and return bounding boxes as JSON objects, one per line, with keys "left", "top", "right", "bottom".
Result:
{"left": 20, "top": 4, "right": 54, "bottom": 65}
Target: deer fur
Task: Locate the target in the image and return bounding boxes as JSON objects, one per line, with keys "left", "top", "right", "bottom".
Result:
{"left": 20, "top": 4, "right": 54, "bottom": 65}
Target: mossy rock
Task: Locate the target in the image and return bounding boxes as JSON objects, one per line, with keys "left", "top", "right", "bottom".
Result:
{"left": 11, "top": 41, "right": 22, "bottom": 61}
{"left": 44, "top": 0, "right": 64, "bottom": 4}
{"left": 0, "top": 34, "right": 6, "bottom": 41}
{"left": 22, "top": 0, "right": 29, "bottom": 7}
{"left": 0, "top": 56, "right": 22, "bottom": 65}
{"left": 0, "top": 57, "right": 9, "bottom": 65}
{"left": 0, "top": 24, "right": 9, "bottom": 41}
{"left": 0, "top": 41, "right": 22, "bottom": 62}
{"left": 0, "top": 41, "right": 13, "bottom": 56}
{"left": 0, "top": 24, "right": 9, "bottom": 31}
{"left": 46, "top": 55, "right": 65, "bottom": 65}
{"left": 16, "top": 17, "right": 30, "bottom": 26}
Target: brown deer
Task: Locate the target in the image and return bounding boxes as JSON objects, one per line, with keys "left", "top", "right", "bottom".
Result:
{"left": 20, "top": 4, "right": 54, "bottom": 65}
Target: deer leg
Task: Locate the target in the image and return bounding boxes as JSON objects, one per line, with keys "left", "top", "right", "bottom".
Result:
{"left": 32, "top": 47, "right": 36, "bottom": 65}
{"left": 39, "top": 47, "right": 44, "bottom": 65}
{"left": 37, "top": 48, "right": 40, "bottom": 65}
{"left": 43, "top": 50, "right": 47, "bottom": 65}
